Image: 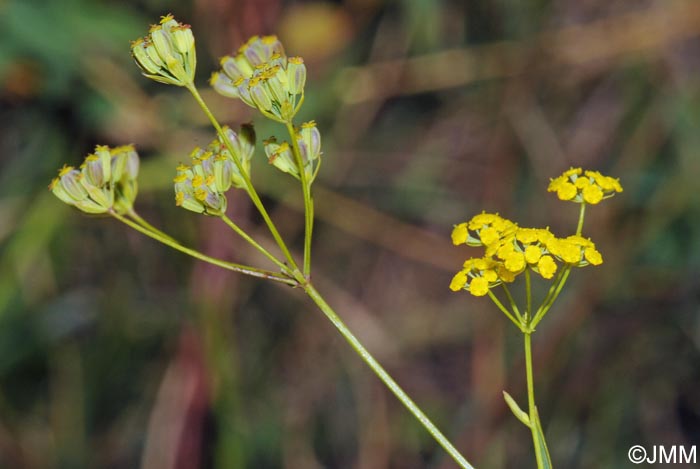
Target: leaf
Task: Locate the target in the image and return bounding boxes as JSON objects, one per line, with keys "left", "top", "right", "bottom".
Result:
{"left": 502, "top": 390, "right": 530, "bottom": 427}
{"left": 532, "top": 406, "right": 553, "bottom": 469}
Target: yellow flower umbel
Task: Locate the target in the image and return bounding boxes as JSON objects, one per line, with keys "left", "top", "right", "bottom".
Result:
{"left": 493, "top": 228, "right": 561, "bottom": 280}
{"left": 210, "top": 36, "right": 307, "bottom": 122}
{"left": 131, "top": 14, "right": 196, "bottom": 87}
{"left": 50, "top": 145, "right": 140, "bottom": 214}
{"left": 450, "top": 256, "right": 519, "bottom": 296}
{"left": 548, "top": 235, "right": 603, "bottom": 267}
{"left": 452, "top": 212, "right": 518, "bottom": 248}
{"left": 547, "top": 168, "right": 622, "bottom": 204}
{"left": 449, "top": 168, "right": 619, "bottom": 297}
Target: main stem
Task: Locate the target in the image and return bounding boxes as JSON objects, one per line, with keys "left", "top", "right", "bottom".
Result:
{"left": 285, "top": 121, "right": 313, "bottom": 277}
{"left": 303, "top": 283, "right": 474, "bottom": 469}
{"left": 524, "top": 332, "right": 545, "bottom": 469}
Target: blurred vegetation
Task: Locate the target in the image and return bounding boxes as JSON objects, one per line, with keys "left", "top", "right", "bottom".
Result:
{"left": 1, "top": 0, "right": 699, "bottom": 468}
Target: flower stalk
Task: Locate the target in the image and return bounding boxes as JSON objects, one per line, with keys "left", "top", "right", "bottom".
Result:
{"left": 285, "top": 121, "right": 314, "bottom": 277}
{"left": 109, "top": 210, "right": 295, "bottom": 285}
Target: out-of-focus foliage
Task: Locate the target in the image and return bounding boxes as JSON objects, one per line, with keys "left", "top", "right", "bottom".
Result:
{"left": 1, "top": 0, "right": 699, "bottom": 468}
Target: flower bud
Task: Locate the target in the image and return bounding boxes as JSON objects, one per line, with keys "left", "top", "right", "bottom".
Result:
{"left": 220, "top": 55, "right": 253, "bottom": 82}
{"left": 264, "top": 139, "right": 298, "bottom": 177}
{"left": 130, "top": 38, "right": 162, "bottom": 75}
{"left": 287, "top": 57, "right": 306, "bottom": 95}
{"left": 221, "top": 124, "right": 255, "bottom": 162}
{"left": 249, "top": 77, "right": 273, "bottom": 112}
{"left": 111, "top": 145, "right": 140, "bottom": 212}
{"left": 210, "top": 72, "right": 239, "bottom": 98}
{"left": 213, "top": 155, "right": 235, "bottom": 193}
{"left": 298, "top": 121, "right": 321, "bottom": 162}
{"left": 49, "top": 165, "right": 108, "bottom": 214}
{"left": 265, "top": 65, "right": 288, "bottom": 105}
{"left": 82, "top": 154, "right": 107, "bottom": 187}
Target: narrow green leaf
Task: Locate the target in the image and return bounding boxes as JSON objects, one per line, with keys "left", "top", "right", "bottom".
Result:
{"left": 533, "top": 406, "right": 553, "bottom": 469}
{"left": 502, "top": 390, "right": 530, "bottom": 427}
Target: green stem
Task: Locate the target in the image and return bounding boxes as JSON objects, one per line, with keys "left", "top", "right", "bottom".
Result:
{"left": 531, "top": 267, "right": 570, "bottom": 328}
{"left": 110, "top": 210, "right": 296, "bottom": 286}
{"left": 127, "top": 209, "right": 175, "bottom": 242}
{"left": 501, "top": 283, "right": 522, "bottom": 321}
{"left": 219, "top": 214, "right": 291, "bottom": 275}
{"left": 303, "top": 283, "right": 475, "bottom": 469}
{"left": 186, "top": 85, "right": 299, "bottom": 272}
{"left": 534, "top": 268, "right": 565, "bottom": 319}
{"left": 531, "top": 202, "right": 587, "bottom": 327}
{"left": 525, "top": 268, "right": 532, "bottom": 320}
{"left": 524, "top": 332, "right": 545, "bottom": 469}
{"left": 285, "top": 121, "right": 314, "bottom": 277}
{"left": 576, "top": 203, "right": 586, "bottom": 236}
{"left": 487, "top": 290, "right": 523, "bottom": 330}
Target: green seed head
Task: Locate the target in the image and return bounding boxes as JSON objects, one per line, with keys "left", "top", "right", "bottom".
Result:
{"left": 131, "top": 14, "right": 196, "bottom": 87}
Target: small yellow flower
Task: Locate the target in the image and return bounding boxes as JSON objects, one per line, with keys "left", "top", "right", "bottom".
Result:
{"left": 451, "top": 223, "right": 468, "bottom": 245}
{"left": 497, "top": 266, "right": 517, "bottom": 283}
{"left": 504, "top": 252, "right": 526, "bottom": 273}
{"left": 450, "top": 271, "right": 468, "bottom": 291}
{"left": 537, "top": 255, "right": 557, "bottom": 279}
{"left": 548, "top": 167, "right": 622, "bottom": 204}
{"left": 584, "top": 247, "right": 603, "bottom": 265}
{"left": 582, "top": 184, "right": 603, "bottom": 204}
{"left": 469, "top": 277, "right": 490, "bottom": 296}
{"left": 450, "top": 257, "right": 504, "bottom": 296}
{"left": 479, "top": 226, "right": 500, "bottom": 246}
{"left": 557, "top": 182, "right": 577, "bottom": 201}
{"left": 524, "top": 245, "right": 541, "bottom": 264}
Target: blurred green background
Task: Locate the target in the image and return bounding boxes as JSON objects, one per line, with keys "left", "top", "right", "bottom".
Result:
{"left": 1, "top": 0, "right": 699, "bottom": 467}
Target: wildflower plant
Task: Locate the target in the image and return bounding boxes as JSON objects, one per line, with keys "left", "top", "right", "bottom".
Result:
{"left": 50, "top": 14, "right": 475, "bottom": 468}
{"left": 450, "top": 170, "right": 622, "bottom": 468}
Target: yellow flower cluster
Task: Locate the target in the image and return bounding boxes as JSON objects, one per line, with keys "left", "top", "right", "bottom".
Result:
{"left": 547, "top": 168, "right": 622, "bottom": 204}
{"left": 450, "top": 213, "right": 603, "bottom": 296}
{"left": 450, "top": 168, "right": 621, "bottom": 296}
